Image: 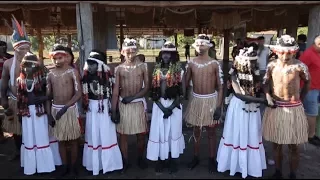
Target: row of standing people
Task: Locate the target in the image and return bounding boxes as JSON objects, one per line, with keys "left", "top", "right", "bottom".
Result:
{"left": 0, "top": 17, "right": 315, "bottom": 180}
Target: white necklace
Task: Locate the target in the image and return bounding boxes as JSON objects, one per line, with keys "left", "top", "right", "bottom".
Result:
{"left": 25, "top": 79, "right": 36, "bottom": 92}
{"left": 89, "top": 82, "right": 101, "bottom": 96}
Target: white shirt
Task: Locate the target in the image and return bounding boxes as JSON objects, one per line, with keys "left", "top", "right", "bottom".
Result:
{"left": 257, "top": 47, "right": 270, "bottom": 71}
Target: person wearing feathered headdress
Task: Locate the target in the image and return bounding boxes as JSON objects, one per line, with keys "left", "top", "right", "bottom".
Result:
{"left": 1, "top": 15, "right": 31, "bottom": 161}
{"left": 184, "top": 34, "right": 223, "bottom": 173}
{"left": 16, "top": 52, "right": 56, "bottom": 175}
{"left": 81, "top": 50, "right": 123, "bottom": 175}
{"left": 46, "top": 44, "right": 82, "bottom": 177}
{"left": 216, "top": 46, "right": 268, "bottom": 178}
{"left": 111, "top": 38, "right": 149, "bottom": 172}
{"left": 262, "top": 35, "right": 310, "bottom": 179}
{"left": 146, "top": 41, "right": 185, "bottom": 173}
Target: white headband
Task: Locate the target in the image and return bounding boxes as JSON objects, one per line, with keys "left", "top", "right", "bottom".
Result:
{"left": 49, "top": 50, "right": 67, "bottom": 57}
{"left": 192, "top": 39, "right": 213, "bottom": 48}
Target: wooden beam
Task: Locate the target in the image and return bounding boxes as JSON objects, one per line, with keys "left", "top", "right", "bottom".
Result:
{"left": 0, "top": 1, "right": 319, "bottom": 6}
{"left": 76, "top": 2, "right": 94, "bottom": 75}
{"left": 307, "top": 5, "right": 320, "bottom": 47}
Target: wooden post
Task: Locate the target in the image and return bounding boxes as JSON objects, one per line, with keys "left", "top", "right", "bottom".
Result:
{"left": 223, "top": 29, "right": 230, "bottom": 62}
{"left": 67, "top": 34, "right": 72, "bottom": 48}
{"left": 120, "top": 20, "right": 124, "bottom": 50}
{"left": 76, "top": 2, "right": 94, "bottom": 75}
{"left": 285, "top": 8, "right": 299, "bottom": 39}
{"left": 277, "top": 29, "right": 284, "bottom": 37}
{"left": 93, "top": 6, "right": 108, "bottom": 53}
{"left": 36, "top": 28, "right": 44, "bottom": 64}
{"left": 174, "top": 33, "right": 178, "bottom": 49}
{"left": 307, "top": 5, "right": 320, "bottom": 48}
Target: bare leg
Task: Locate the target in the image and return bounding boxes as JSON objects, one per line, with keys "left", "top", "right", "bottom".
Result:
{"left": 119, "top": 134, "right": 129, "bottom": 173}
{"left": 187, "top": 127, "right": 201, "bottom": 170}
{"left": 8, "top": 134, "right": 21, "bottom": 161}
{"left": 136, "top": 133, "right": 148, "bottom": 169}
{"left": 272, "top": 143, "right": 283, "bottom": 179}
{"left": 69, "top": 139, "right": 79, "bottom": 177}
{"left": 207, "top": 127, "right": 217, "bottom": 173}
{"left": 288, "top": 144, "right": 299, "bottom": 179}
{"left": 307, "top": 116, "right": 317, "bottom": 138}
{"left": 57, "top": 141, "right": 68, "bottom": 177}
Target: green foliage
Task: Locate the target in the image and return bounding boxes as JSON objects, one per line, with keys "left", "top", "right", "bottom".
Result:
{"left": 297, "top": 27, "right": 308, "bottom": 36}
{"left": 43, "top": 35, "right": 56, "bottom": 51}
{"left": 29, "top": 36, "right": 39, "bottom": 51}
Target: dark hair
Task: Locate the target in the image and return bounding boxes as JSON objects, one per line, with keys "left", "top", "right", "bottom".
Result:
{"left": 136, "top": 54, "right": 145, "bottom": 62}
{"left": 0, "top": 41, "right": 7, "bottom": 47}
{"left": 52, "top": 44, "right": 65, "bottom": 52}
{"left": 64, "top": 47, "right": 74, "bottom": 66}
{"left": 157, "top": 50, "right": 180, "bottom": 65}
{"left": 298, "top": 34, "right": 307, "bottom": 42}
{"left": 90, "top": 49, "right": 107, "bottom": 63}
{"left": 257, "top": 36, "right": 265, "bottom": 40}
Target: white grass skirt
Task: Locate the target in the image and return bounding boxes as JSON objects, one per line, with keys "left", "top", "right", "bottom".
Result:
{"left": 20, "top": 105, "right": 56, "bottom": 175}
{"left": 216, "top": 96, "right": 267, "bottom": 178}
{"left": 147, "top": 98, "right": 185, "bottom": 161}
{"left": 82, "top": 99, "right": 123, "bottom": 175}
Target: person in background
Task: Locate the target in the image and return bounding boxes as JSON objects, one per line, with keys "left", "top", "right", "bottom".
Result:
{"left": 231, "top": 38, "right": 244, "bottom": 61}
{"left": 296, "top": 34, "right": 307, "bottom": 59}
{"left": 184, "top": 42, "right": 191, "bottom": 61}
{"left": 0, "top": 41, "right": 13, "bottom": 143}
{"left": 209, "top": 40, "right": 217, "bottom": 59}
{"left": 299, "top": 35, "right": 320, "bottom": 146}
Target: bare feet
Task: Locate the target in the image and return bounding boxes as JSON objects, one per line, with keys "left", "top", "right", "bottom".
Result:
{"left": 187, "top": 156, "right": 199, "bottom": 170}
{"left": 208, "top": 157, "right": 217, "bottom": 174}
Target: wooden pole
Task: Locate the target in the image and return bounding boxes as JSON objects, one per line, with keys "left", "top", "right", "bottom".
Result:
{"left": 76, "top": 2, "right": 94, "bottom": 74}
{"left": 120, "top": 20, "right": 124, "bottom": 50}
{"left": 67, "top": 34, "right": 72, "bottom": 48}
{"left": 36, "top": 28, "right": 44, "bottom": 64}
{"left": 307, "top": 5, "right": 320, "bottom": 48}
{"left": 174, "top": 33, "right": 178, "bottom": 48}
{"left": 285, "top": 8, "right": 299, "bottom": 39}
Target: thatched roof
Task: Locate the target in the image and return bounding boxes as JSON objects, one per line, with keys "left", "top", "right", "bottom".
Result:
{"left": 0, "top": 2, "right": 316, "bottom": 36}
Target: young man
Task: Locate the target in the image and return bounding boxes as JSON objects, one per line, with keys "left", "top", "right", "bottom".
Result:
{"left": 147, "top": 42, "right": 185, "bottom": 173}
{"left": 82, "top": 50, "right": 123, "bottom": 175}
{"left": 216, "top": 46, "right": 267, "bottom": 178}
{"left": 46, "top": 44, "right": 82, "bottom": 177}
{"left": 184, "top": 34, "right": 223, "bottom": 173}
{"left": 17, "top": 53, "right": 56, "bottom": 175}
{"left": 0, "top": 40, "right": 13, "bottom": 143}
{"left": 262, "top": 35, "right": 310, "bottom": 179}
{"left": 299, "top": 35, "right": 320, "bottom": 146}
{"left": 1, "top": 16, "right": 30, "bottom": 161}
{"left": 111, "top": 38, "right": 149, "bottom": 172}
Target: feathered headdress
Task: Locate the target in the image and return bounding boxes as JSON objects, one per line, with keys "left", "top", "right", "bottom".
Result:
{"left": 122, "top": 38, "right": 137, "bottom": 50}
{"left": 192, "top": 34, "right": 213, "bottom": 48}
{"left": 268, "top": 35, "right": 299, "bottom": 53}
{"left": 10, "top": 15, "right": 30, "bottom": 50}
{"left": 161, "top": 41, "right": 177, "bottom": 52}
